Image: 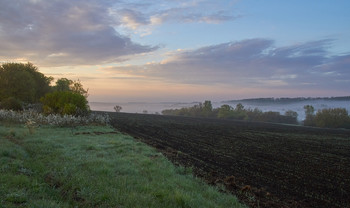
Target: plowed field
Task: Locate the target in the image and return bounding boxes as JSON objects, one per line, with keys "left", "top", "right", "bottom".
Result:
{"left": 107, "top": 112, "right": 350, "bottom": 208}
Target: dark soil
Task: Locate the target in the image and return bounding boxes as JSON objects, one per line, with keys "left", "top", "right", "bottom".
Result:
{"left": 105, "top": 112, "right": 350, "bottom": 208}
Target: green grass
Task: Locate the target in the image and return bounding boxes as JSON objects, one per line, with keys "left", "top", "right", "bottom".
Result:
{"left": 0, "top": 123, "right": 243, "bottom": 208}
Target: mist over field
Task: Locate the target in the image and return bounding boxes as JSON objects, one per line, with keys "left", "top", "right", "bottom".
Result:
{"left": 90, "top": 98, "right": 350, "bottom": 121}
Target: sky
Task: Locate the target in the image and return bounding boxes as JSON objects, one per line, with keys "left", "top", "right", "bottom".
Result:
{"left": 0, "top": 0, "right": 349, "bottom": 102}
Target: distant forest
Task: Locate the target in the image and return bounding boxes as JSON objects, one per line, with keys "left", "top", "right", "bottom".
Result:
{"left": 225, "top": 96, "right": 350, "bottom": 104}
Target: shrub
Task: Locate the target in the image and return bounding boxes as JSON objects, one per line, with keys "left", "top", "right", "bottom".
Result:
{"left": 40, "top": 91, "right": 90, "bottom": 116}
{"left": 314, "top": 108, "right": 350, "bottom": 129}
{"left": 0, "top": 97, "right": 23, "bottom": 111}
{"left": 62, "top": 103, "right": 77, "bottom": 115}
{"left": 0, "top": 109, "right": 110, "bottom": 126}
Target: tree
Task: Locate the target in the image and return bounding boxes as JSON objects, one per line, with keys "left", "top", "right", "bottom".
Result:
{"left": 40, "top": 91, "right": 89, "bottom": 116}
{"left": 41, "top": 78, "right": 90, "bottom": 116}
{"left": 245, "top": 108, "right": 263, "bottom": 121}
{"left": 217, "top": 105, "right": 233, "bottom": 118}
{"left": 0, "top": 62, "right": 52, "bottom": 103}
{"left": 71, "top": 79, "right": 89, "bottom": 98}
{"left": 284, "top": 110, "right": 298, "bottom": 124}
{"left": 54, "top": 78, "right": 89, "bottom": 98}
{"left": 314, "top": 108, "right": 350, "bottom": 128}
{"left": 235, "top": 103, "right": 244, "bottom": 111}
{"left": 0, "top": 97, "right": 23, "bottom": 111}
{"left": 285, "top": 110, "right": 298, "bottom": 118}
{"left": 202, "top": 100, "right": 213, "bottom": 117}
{"left": 114, "top": 105, "right": 122, "bottom": 112}
{"left": 304, "top": 105, "right": 315, "bottom": 116}
{"left": 42, "top": 78, "right": 90, "bottom": 116}
{"left": 304, "top": 105, "right": 315, "bottom": 126}
{"left": 25, "top": 62, "right": 53, "bottom": 100}
{"left": 232, "top": 103, "right": 247, "bottom": 120}
{"left": 260, "top": 111, "right": 281, "bottom": 122}
{"left": 55, "top": 78, "right": 72, "bottom": 92}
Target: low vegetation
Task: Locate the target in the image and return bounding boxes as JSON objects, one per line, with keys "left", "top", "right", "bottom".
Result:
{"left": 0, "top": 122, "right": 243, "bottom": 208}
{"left": 0, "top": 109, "right": 110, "bottom": 127}
{"left": 162, "top": 100, "right": 350, "bottom": 129}
{"left": 162, "top": 101, "right": 298, "bottom": 125}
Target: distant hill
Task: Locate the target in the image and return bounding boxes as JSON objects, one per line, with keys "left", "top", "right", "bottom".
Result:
{"left": 224, "top": 96, "right": 350, "bottom": 105}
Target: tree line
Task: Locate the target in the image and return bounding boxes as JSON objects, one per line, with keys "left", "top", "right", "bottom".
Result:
{"left": 162, "top": 101, "right": 298, "bottom": 124}
{"left": 0, "top": 62, "right": 89, "bottom": 116}
{"left": 162, "top": 101, "right": 350, "bottom": 129}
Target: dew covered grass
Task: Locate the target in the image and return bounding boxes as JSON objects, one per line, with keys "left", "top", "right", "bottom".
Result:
{"left": 0, "top": 122, "right": 243, "bottom": 208}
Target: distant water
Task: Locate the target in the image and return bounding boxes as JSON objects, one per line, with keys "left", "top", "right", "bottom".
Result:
{"left": 90, "top": 100, "right": 350, "bottom": 121}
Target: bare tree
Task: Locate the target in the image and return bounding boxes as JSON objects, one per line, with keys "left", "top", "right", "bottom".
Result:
{"left": 114, "top": 105, "right": 122, "bottom": 112}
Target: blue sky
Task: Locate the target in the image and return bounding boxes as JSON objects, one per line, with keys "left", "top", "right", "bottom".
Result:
{"left": 126, "top": 1, "right": 350, "bottom": 51}
{"left": 0, "top": 0, "right": 349, "bottom": 102}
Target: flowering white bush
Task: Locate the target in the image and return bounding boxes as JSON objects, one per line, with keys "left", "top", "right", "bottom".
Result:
{"left": 0, "top": 109, "right": 110, "bottom": 126}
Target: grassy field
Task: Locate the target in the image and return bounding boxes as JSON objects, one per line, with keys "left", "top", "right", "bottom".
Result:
{"left": 0, "top": 122, "right": 243, "bottom": 208}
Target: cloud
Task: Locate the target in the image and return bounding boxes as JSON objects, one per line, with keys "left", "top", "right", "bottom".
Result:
{"left": 0, "top": 0, "right": 240, "bottom": 65}
{"left": 118, "top": 9, "right": 151, "bottom": 30}
{"left": 148, "top": 8, "right": 240, "bottom": 25}
{"left": 115, "top": 0, "right": 240, "bottom": 30}
{"left": 0, "top": 0, "right": 157, "bottom": 66}
{"left": 104, "top": 39, "right": 350, "bottom": 92}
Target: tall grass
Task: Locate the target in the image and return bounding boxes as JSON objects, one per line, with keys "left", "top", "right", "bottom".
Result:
{"left": 0, "top": 123, "right": 244, "bottom": 208}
